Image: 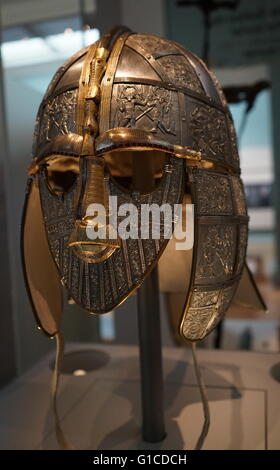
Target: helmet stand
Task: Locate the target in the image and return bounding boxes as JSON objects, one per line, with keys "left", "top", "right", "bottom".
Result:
{"left": 137, "top": 269, "right": 166, "bottom": 443}
{"left": 133, "top": 148, "right": 166, "bottom": 443}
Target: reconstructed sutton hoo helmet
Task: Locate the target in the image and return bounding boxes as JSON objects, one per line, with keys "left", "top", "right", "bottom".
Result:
{"left": 22, "top": 26, "right": 265, "bottom": 449}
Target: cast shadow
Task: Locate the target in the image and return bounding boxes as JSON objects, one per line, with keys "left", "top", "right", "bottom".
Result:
{"left": 41, "top": 348, "right": 245, "bottom": 450}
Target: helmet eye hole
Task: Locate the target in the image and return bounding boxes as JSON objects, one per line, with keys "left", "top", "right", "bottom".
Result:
{"left": 45, "top": 155, "right": 80, "bottom": 195}
{"left": 104, "top": 150, "right": 167, "bottom": 194}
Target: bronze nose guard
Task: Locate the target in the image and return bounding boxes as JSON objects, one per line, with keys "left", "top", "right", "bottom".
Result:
{"left": 68, "top": 155, "right": 120, "bottom": 261}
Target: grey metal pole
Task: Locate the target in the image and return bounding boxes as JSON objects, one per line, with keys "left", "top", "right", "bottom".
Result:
{"left": 137, "top": 267, "right": 166, "bottom": 442}
{"left": 133, "top": 151, "right": 166, "bottom": 443}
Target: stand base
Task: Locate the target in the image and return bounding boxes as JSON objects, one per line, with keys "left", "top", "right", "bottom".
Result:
{"left": 0, "top": 344, "right": 278, "bottom": 450}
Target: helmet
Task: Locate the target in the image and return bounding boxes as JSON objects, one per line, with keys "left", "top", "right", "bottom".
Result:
{"left": 21, "top": 26, "right": 266, "bottom": 448}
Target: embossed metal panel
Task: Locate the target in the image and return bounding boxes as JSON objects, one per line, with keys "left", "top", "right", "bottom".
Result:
{"left": 180, "top": 166, "right": 248, "bottom": 341}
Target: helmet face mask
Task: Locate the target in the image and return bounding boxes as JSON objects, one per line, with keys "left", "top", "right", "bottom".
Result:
{"left": 37, "top": 148, "right": 185, "bottom": 313}
{"left": 23, "top": 27, "right": 250, "bottom": 341}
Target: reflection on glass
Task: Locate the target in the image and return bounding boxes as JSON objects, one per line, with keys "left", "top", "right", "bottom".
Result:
{"left": 2, "top": 28, "right": 100, "bottom": 67}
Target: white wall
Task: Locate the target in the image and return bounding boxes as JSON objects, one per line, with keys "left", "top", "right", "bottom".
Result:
{"left": 121, "top": 0, "right": 165, "bottom": 36}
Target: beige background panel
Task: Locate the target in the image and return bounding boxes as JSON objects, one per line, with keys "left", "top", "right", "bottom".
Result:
{"left": 23, "top": 181, "right": 62, "bottom": 335}
{"left": 159, "top": 196, "right": 193, "bottom": 293}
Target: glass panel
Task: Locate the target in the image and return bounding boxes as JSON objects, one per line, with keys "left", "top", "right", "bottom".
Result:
{"left": 0, "top": 0, "right": 102, "bottom": 371}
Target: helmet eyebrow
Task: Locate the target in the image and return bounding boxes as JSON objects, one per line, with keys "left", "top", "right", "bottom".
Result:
{"left": 96, "top": 127, "right": 202, "bottom": 160}
{"left": 28, "top": 133, "right": 83, "bottom": 175}
{"left": 96, "top": 127, "right": 238, "bottom": 174}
